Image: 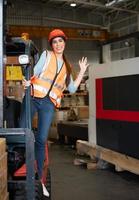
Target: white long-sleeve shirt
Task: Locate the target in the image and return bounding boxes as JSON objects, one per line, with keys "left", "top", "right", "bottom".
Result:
{"left": 34, "top": 51, "right": 77, "bottom": 93}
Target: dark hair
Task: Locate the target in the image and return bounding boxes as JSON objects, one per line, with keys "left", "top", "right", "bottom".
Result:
{"left": 63, "top": 54, "right": 76, "bottom": 87}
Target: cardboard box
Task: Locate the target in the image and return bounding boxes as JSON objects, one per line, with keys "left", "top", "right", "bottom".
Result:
{"left": 6, "top": 56, "right": 19, "bottom": 65}
{"left": 0, "top": 169, "right": 7, "bottom": 192}
{"left": 0, "top": 138, "right": 6, "bottom": 155}
{"left": 77, "top": 106, "right": 89, "bottom": 119}
{"left": 0, "top": 153, "right": 7, "bottom": 173}
{"left": 0, "top": 183, "right": 8, "bottom": 200}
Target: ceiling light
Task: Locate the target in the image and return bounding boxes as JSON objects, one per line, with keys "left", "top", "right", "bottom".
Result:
{"left": 118, "top": 0, "right": 125, "bottom": 2}
{"left": 70, "top": 2, "right": 77, "bottom": 7}
{"left": 105, "top": 0, "right": 116, "bottom": 7}
{"left": 105, "top": 0, "right": 126, "bottom": 7}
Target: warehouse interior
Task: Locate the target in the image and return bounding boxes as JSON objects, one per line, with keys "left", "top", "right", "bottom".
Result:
{"left": 1, "top": 0, "right": 139, "bottom": 199}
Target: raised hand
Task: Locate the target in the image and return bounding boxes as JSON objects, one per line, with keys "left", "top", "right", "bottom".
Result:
{"left": 79, "top": 57, "right": 89, "bottom": 75}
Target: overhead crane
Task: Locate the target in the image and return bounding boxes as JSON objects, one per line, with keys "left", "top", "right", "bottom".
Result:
{"left": 8, "top": 25, "right": 118, "bottom": 41}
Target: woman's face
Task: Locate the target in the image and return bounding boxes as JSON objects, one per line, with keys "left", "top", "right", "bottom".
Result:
{"left": 51, "top": 37, "right": 65, "bottom": 55}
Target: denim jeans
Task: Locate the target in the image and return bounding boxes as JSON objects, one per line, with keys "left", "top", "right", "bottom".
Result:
{"left": 20, "top": 95, "right": 55, "bottom": 178}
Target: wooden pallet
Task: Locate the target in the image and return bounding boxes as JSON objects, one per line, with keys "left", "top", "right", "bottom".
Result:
{"left": 3, "top": 192, "right": 9, "bottom": 200}
{"left": 0, "top": 138, "right": 8, "bottom": 200}
{"left": 76, "top": 140, "right": 139, "bottom": 174}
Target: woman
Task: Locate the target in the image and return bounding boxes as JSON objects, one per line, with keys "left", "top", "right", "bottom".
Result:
{"left": 20, "top": 29, "right": 89, "bottom": 196}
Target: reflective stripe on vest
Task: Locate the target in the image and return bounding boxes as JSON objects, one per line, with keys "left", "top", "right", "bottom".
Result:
{"left": 41, "top": 50, "right": 51, "bottom": 74}
{"left": 33, "top": 84, "right": 49, "bottom": 94}
{"left": 39, "top": 77, "right": 53, "bottom": 84}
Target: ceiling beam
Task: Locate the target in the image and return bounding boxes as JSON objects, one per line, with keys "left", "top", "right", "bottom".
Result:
{"left": 44, "top": 16, "right": 106, "bottom": 28}
{"left": 7, "top": 14, "right": 107, "bottom": 29}
{"left": 55, "top": 0, "right": 139, "bottom": 14}
{"left": 8, "top": 25, "right": 111, "bottom": 41}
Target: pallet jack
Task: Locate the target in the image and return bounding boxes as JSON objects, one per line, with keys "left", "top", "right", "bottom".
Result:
{"left": 2, "top": 39, "right": 51, "bottom": 200}
{"left": 0, "top": 1, "right": 51, "bottom": 199}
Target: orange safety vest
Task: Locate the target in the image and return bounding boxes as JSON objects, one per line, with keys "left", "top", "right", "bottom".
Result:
{"left": 31, "top": 50, "right": 67, "bottom": 107}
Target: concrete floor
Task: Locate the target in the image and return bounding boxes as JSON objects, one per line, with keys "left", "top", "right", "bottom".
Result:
{"left": 49, "top": 143, "right": 139, "bottom": 200}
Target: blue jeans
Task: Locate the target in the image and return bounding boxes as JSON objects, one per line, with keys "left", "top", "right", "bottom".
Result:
{"left": 20, "top": 95, "right": 55, "bottom": 178}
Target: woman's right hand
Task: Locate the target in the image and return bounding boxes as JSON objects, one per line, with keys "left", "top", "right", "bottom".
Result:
{"left": 22, "top": 78, "right": 31, "bottom": 89}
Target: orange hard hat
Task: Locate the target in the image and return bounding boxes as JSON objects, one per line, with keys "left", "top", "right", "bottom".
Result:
{"left": 48, "top": 29, "right": 67, "bottom": 43}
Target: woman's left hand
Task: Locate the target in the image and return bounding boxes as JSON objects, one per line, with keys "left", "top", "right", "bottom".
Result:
{"left": 22, "top": 78, "right": 31, "bottom": 89}
{"left": 79, "top": 57, "right": 89, "bottom": 75}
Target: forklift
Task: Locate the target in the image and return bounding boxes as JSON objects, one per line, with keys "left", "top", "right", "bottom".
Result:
{"left": 0, "top": 1, "right": 51, "bottom": 199}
